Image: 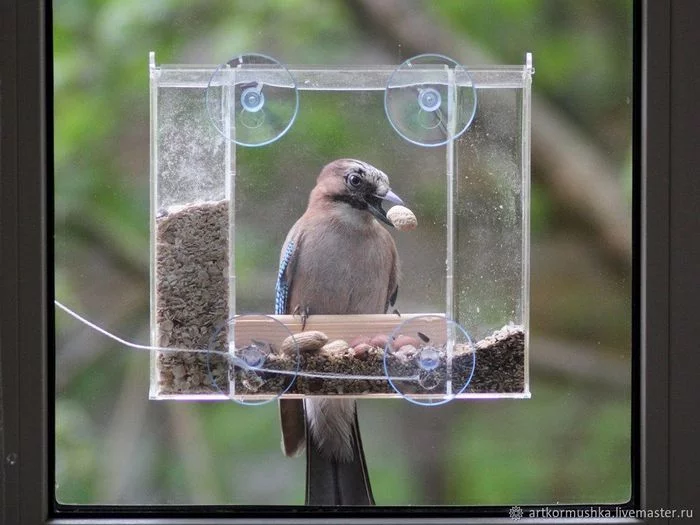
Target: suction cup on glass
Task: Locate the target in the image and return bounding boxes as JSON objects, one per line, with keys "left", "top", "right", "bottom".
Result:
{"left": 383, "top": 315, "right": 476, "bottom": 406}
{"left": 384, "top": 54, "right": 477, "bottom": 147}
{"left": 205, "top": 53, "right": 299, "bottom": 147}
{"left": 207, "top": 314, "right": 300, "bottom": 405}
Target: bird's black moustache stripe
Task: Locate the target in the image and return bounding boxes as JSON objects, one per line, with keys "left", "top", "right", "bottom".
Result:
{"left": 332, "top": 194, "right": 368, "bottom": 211}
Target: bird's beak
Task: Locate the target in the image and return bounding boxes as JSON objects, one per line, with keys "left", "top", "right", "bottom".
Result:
{"left": 368, "top": 189, "right": 404, "bottom": 227}
{"left": 382, "top": 190, "right": 404, "bottom": 206}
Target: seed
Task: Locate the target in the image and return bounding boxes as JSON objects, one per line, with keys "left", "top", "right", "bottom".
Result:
{"left": 393, "top": 335, "right": 421, "bottom": 349}
{"left": 155, "top": 200, "right": 229, "bottom": 395}
{"left": 172, "top": 365, "right": 187, "bottom": 379}
{"left": 353, "top": 343, "right": 372, "bottom": 360}
{"left": 369, "top": 334, "right": 389, "bottom": 348}
{"left": 395, "top": 344, "right": 418, "bottom": 362}
{"left": 349, "top": 335, "right": 371, "bottom": 348}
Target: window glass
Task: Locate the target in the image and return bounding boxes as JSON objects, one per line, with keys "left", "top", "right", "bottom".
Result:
{"left": 54, "top": 0, "right": 632, "bottom": 506}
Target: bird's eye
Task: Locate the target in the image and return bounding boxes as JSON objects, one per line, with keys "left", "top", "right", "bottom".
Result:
{"left": 348, "top": 174, "right": 362, "bottom": 187}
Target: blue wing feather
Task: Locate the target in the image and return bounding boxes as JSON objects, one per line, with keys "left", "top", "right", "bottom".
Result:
{"left": 275, "top": 239, "right": 296, "bottom": 315}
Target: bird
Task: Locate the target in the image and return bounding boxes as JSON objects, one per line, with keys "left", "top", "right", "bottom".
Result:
{"left": 275, "top": 158, "right": 403, "bottom": 505}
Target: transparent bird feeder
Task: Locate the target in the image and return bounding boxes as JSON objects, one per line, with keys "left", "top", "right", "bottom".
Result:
{"left": 149, "top": 51, "right": 533, "bottom": 403}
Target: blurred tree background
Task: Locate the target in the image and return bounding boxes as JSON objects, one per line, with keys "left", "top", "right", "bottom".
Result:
{"left": 54, "top": 0, "right": 633, "bottom": 506}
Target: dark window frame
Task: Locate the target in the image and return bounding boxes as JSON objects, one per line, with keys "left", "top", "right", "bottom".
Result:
{"left": 1, "top": 0, "right": 697, "bottom": 523}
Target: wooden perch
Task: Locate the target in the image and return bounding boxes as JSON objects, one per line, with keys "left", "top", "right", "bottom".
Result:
{"left": 233, "top": 313, "right": 446, "bottom": 345}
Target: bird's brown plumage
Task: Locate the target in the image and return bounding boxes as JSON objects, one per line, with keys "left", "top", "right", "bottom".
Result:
{"left": 277, "top": 159, "right": 401, "bottom": 505}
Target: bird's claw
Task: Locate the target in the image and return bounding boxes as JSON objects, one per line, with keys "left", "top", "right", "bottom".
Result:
{"left": 293, "top": 305, "right": 311, "bottom": 331}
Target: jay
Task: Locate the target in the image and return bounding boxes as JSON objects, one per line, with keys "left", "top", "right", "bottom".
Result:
{"left": 275, "top": 159, "right": 403, "bottom": 505}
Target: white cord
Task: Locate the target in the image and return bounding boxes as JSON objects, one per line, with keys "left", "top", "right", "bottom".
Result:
{"left": 54, "top": 300, "right": 421, "bottom": 382}
{"left": 54, "top": 300, "right": 215, "bottom": 356}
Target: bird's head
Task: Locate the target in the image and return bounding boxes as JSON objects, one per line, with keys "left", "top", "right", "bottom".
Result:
{"left": 311, "top": 159, "right": 404, "bottom": 227}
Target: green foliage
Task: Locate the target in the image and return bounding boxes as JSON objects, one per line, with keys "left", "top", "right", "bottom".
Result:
{"left": 56, "top": 400, "right": 100, "bottom": 502}
{"left": 447, "top": 384, "right": 630, "bottom": 504}
{"left": 433, "top": 0, "right": 632, "bottom": 150}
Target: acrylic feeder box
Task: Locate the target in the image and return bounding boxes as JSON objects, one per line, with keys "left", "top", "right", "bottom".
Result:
{"left": 149, "top": 52, "right": 532, "bottom": 403}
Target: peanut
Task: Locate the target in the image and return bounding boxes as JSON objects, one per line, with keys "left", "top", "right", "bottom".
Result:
{"left": 387, "top": 205, "right": 417, "bottom": 231}
{"left": 281, "top": 330, "right": 328, "bottom": 354}
{"left": 322, "top": 339, "right": 350, "bottom": 355}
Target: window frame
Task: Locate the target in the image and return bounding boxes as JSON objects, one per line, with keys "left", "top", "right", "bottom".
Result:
{"left": 1, "top": 0, "right": 697, "bottom": 523}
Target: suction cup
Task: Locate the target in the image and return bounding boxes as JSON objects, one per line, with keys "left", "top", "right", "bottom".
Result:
{"left": 383, "top": 315, "right": 475, "bottom": 406}
{"left": 384, "top": 54, "right": 477, "bottom": 147}
{"left": 206, "top": 53, "right": 299, "bottom": 147}
{"left": 207, "top": 314, "right": 300, "bottom": 405}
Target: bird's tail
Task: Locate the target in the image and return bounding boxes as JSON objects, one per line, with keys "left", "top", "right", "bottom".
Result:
{"left": 305, "top": 400, "right": 374, "bottom": 505}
